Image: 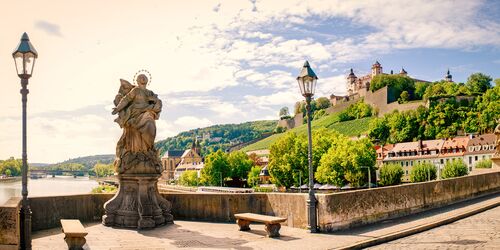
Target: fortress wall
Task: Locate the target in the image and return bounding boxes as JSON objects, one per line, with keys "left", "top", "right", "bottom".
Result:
{"left": 316, "top": 171, "right": 500, "bottom": 232}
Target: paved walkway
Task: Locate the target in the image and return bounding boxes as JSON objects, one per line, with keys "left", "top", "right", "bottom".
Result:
{"left": 369, "top": 205, "right": 500, "bottom": 249}
{"left": 32, "top": 193, "right": 500, "bottom": 250}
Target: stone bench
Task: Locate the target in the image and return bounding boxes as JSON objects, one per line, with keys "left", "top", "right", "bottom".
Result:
{"left": 60, "top": 219, "right": 88, "bottom": 250}
{"left": 234, "top": 213, "right": 287, "bottom": 237}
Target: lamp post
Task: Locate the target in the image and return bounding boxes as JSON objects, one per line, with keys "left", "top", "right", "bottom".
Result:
{"left": 13, "top": 32, "right": 38, "bottom": 250}
{"left": 296, "top": 61, "right": 318, "bottom": 233}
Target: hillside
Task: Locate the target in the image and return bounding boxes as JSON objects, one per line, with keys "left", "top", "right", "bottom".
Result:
{"left": 241, "top": 113, "right": 373, "bottom": 152}
{"left": 48, "top": 154, "right": 115, "bottom": 169}
{"left": 155, "top": 120, "right": 277, "bottom": 156}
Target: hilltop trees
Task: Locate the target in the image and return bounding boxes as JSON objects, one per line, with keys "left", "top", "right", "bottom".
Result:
{"left": 466, "top": 73, "right": 492, "bottom": 93}
{"left": 370, "top": 74, "right": 415, "bottom": 101}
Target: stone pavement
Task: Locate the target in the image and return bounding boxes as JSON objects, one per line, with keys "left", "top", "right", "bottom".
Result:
{"left": 32, "top": 193, "right": 500, "bottom": 250}
{"left": 369, "top": 205, "right": 500, "bottom": 250}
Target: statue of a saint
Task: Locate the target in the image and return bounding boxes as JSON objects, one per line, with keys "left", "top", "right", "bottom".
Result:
{"left": 494, "top": 119, "right": 500, "bottom": 157}
{"left": 103, "top": 73, "right": 173, "bottom": 229}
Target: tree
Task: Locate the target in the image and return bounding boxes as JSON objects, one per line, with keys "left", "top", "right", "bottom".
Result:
{"left": 441, "top": 160, "right": 468, "bottom": 179}
{"left": 93, "top": 163, "right": 114, "bottom": 177}
{"left": 247, "top": 166, "right": 261, "bottom": 187}
{"left": 315, "top": 97, "right": 331, "bottom": 110}
{"left": 410, "top": 163, "right": 436, "bottom": 182}
{"left": 379, "top": 163, "right": 404, "bottom": 186}
{"left": 414, "top": 82, "right": 430, "bottom": 100}
{"left": 475, "top": 85, "right": 500, "bottom": 133}
{"left": 279, "top": 107, "right": 290, "bottom": 120}
{"left": 475, "top": 159, "right": 492, "bottom": 169}
{"left": 0, "top": 158, "right": 22, "bottom": 176}
{"left": 370, "top": 74, "right": 415, "bottom": 101}
{"left": 466, "top": 73, "right": 492, "bottom": 93}
{"left": 227, "top": 151, "right": 253, "bottom": 181}
{"left": 200, "top": 150, "right": 230, "bottom": 186}
{"left": 179, "top": 170, "right": 199, "bottom": 186}
{"left": 316, "top": 138, "right": 376, "bottom": 187}
{"left": 399, "top": 91, "right": 410, "bottom": 103}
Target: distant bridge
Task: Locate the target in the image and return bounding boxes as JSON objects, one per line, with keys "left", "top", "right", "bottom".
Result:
{"left": 29, "top": 169, "right": 88, "bottom": 178}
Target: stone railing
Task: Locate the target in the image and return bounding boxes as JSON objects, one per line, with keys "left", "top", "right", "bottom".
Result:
{"left": 1, "top": 170, "right": 498, "bottom": 246}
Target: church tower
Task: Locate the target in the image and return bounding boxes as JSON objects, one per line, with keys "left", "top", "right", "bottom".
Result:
{"left": 399, "top": 67, "right": 407, "bottom": 76}
{"left": 347, "top": 68, "right": 357, "bottom": 95}
{"left": 371, "top": 61, "right": 382, "bottom": 76}
{"left": 444, "top": 69, "right": 453, "bottom": 82}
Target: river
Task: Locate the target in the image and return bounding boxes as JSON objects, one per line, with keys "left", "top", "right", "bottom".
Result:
{"left": 0, "top": 176, "right": 99, "bottom": 205}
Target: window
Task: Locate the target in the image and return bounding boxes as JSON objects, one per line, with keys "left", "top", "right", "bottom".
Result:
{"left": 411, "top": 161, "right": 414, "bottom": 166}
{"left": 483, "top": 155, "right": 486, "bottom": 159}
{"left": 483, "top": 145, "right": 488, "bottom": 150}
{"left": 401, "top": 162, "right": 404, "bottom": 166}
{"left": 469, "top": 146, "right": 474, "bottom": 152}
{"left": 475, "top": 156, "right": 478, "bottom": 161}
{"left": 490, "top": 145, "right": 494, "bottom": 150}
{"left": 468, "top": 157, "right": 472, "bottom": 164}
{"left": 440, "top": 159, "right": 444, "bottom": 164}
{"left": 406, "top": 161, "right": 409, "bottom": 166}
{"left": 405, "top": 170, "right": 408, "bottom": 175}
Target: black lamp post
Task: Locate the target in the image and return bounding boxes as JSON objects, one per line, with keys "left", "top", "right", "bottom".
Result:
{"left": 296, "top": 61, "right": 318, "bottom": 233}
{"left": 13, "top": 32, "right": 38, "bottom": 250}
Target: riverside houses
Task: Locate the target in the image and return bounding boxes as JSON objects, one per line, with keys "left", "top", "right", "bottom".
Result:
{"left": 464, "top": 133, "right": 496, "bottom": 171}
{"left": 437, "top": 136, "right": 470, "bottom": 168}
{"left": 384, "top": 139, "right": 445, "bottom": 182}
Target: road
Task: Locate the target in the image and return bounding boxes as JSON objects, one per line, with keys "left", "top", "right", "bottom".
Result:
{"left": 369, "top": 205, "right": 500, "bottom": 250}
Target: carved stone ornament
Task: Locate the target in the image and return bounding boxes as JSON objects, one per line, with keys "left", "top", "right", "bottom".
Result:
{"left": 102, "top": 73, "right": 173, "bottom": 229}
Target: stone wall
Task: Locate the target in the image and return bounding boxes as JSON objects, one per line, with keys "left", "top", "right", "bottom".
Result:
{"left": 316, "top": 171, "right": 500, "bottom": 232}
{"left": 0, "top": 197, "right": 21, "bottom": 250}
{"left": 277, "top": 113, "right": 304, "bottom": 130}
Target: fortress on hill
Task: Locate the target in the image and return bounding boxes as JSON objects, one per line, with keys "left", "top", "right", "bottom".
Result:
{"left": 279, "top": 61, "right": 453, "bottom": 130}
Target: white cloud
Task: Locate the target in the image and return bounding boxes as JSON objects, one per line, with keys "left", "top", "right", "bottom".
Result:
{"left": 174, "top": 116, "right": 213, "bottom": 130}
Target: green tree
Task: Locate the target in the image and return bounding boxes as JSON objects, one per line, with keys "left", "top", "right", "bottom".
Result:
{"left": 227, "top": 151, "right": 253, "bottom": 181}
{"left": 399, "top": 91, "right": 410, "bottom": 103}
{"left": 475, "top": 85, "right": 500, "bottom": 133}
{"left": 247, "top": 166, "right": 262, "bottom": 187}
{"left": 410, "top": 163, "right": 437, "bottom": 183}
{"left": 368, "top": 117, "right": 390, "bottom": 144}
{"left": 475, "top": 159, "right": 492, "bottom": 169}
{"left": 93, "top": 163, "right": 115, "bottom": 177}
{"left": 315, "top": 97, "right": 331, "bottom": 110}
{"left": 200, "top": 150, "right": 230, "bottom": 186}
{"left": 370, "top": 74, "right": 415, "bottom": 101}
{"left": 0, "top": 158, "right": 22, "bottom": 176}
{"left": 179, "top": 170, "right": 199, "bottom": 186}
{"left": 279, "top": 107, "right": 290, "bottom": 120}
{"left": 5, "top": 169, "right": 12, "bottom": 176}
{"left": 466, "top": 73, "right": 492, "bottom": 93}
{"left": 316, "top": 138, "right": 376, "bottom": 187}
{"left": 414, "top": 82, "right": 430, "bottom": 99}
{"left": 379, "top": 163, "right": 404, "bottom": 186}
{"left": 441, "top": 160, "right": 468, "bottom": 179}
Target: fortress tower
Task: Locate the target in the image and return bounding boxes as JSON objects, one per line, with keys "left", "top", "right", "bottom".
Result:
{"left": 371, "top": 61, "right": 382, "bottom": 76}
{"left": 347, "top": 68, "right": 357, "bottom": 95}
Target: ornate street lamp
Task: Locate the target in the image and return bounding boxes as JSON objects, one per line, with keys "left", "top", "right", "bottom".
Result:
{"left": 296, "top": 61, "right": 318, "bottom": 233}
{"left": 13, "top": 32, "right": 38, "bottom": 250}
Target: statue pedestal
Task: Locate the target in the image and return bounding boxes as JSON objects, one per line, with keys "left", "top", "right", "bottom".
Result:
{"left": 102, "top": 174, "right": 173, "bottom": 229}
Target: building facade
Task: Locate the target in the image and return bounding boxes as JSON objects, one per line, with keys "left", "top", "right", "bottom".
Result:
{"left": 161, "top": 150, "right": 184, "bottom": 180}
{"left": 464, "top": 133, "right": 496, "bottom": 171}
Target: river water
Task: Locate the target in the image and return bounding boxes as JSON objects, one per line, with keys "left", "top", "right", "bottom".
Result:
{"left": 0, "top": 176, "right": 99, "bottom": 205}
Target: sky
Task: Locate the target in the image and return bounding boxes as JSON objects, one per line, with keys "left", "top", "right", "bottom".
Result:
{"left": 0, "top": 0, "right": 499, "bottom": 163}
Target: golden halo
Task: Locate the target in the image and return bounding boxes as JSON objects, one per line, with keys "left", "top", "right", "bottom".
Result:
{"left": 133, "top": 69, "right": 152, "bottom": 85}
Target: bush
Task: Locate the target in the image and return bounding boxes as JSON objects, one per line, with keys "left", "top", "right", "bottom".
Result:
{"left": 410, "top": 163, "right": 437, "bottom": 182}
{"left": 442, "top": 160, "right": 468, "bottom": 179}
{"left": 274, "top": 126, "right": 287, "bottom": 134}
{"left": 91, "top": 184, "right": 117, "bottom": 194}
{"left": 253, "top": 186, "right": 274, "bottom": 192}
{"left": 179, "top": 170, "right": 199, "bottom": 186}
{"left": 247, "top": 166, "right": 261, "bottom": 187}
{"left": 379, "top": 163, "right": 404, "bottom": 186}
{"left": 475, "top": 159, "right": 492, "bottom": 169}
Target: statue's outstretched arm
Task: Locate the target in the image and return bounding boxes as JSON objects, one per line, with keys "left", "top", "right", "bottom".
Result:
{"left": 112, "top": 88, "right": 136, "bottom": 115}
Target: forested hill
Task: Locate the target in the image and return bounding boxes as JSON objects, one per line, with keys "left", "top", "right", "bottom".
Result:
{"left": 50, "top": 154, "right": 115, "bottom": 169}
{"left": 155, "top": 120, "right": 277, "bottom": 156}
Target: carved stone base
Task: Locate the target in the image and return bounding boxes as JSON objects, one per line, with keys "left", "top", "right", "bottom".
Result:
{"left": 102, "top": 174, "right": 173, "bottom": 229}
{"left": 265, "top": 223, "right": 281, "bottom": 238}
{"left": 237, "top": 219, "right": 251, "bottom": 231}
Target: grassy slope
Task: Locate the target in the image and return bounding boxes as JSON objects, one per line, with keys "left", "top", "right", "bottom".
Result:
{"left": 241, "top": 114, "right": 373, "bottom": 152}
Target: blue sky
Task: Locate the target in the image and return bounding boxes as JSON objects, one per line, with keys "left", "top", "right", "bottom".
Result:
{"left": 0, "top": 0, "right": 499, "bottom": 163}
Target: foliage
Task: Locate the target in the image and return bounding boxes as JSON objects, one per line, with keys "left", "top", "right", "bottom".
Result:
{"left": 156, "top": 120, "right": 276, "bottom": 156}
{"left": 410, "top": 163, "right": 437, "bottom": 183}
{"left": 279, "top": 107, "right": 290, "bottom": 120}
{"left": 247, "top": 166, "right": 262, "bottom": 187}
{"left": 44, "top": 154, "right": 114, "bottom": 170}
{"left": 179, "top": 170, "right": 199, "bottom": 186}
{"left": 227, "top": 151, "right": 253, "bottom": 180}
{"left": 253, "top": 186, "right": 274, "bottom": 192}
{"left": 93, "top": 163, "right": 114, "bottom": 177}
{"left": 199, "top": 150, "right": 230, "bottom": 186}
{"left": 0, "top": 158, "right": 22, "bottom": 176}
{"left": 274, "top": 126, "right": 287, "bottom": 134}
{"left": 313, "top": 109, "right": 327, "bottom": 120}
{"left": 370, "top": 74, "right": 415, "bottom": 100}
{"left": 316, "top": 138, "right": 376, "bottom": 187}
{"left": 441, "top": 160, "right": 468, "bottom": 179}
{"left": 378, "top": 163, "right": 404, "bottom": 186}
{"left": 399, "top": 91, "right": 410, "bottom": 103}
{"left": 466, "top": 73, "right": 492, "bottom": 93}
{"left": 268, "top": 129, "right": 341, "bottom": 187}
{"left": 475, "top": 159, "right": 492, "bottom": 169}
{"left": 338, "top": 100, "right": 372, "bottom": 122}
{"left": 91, "top": 185, "right": 117, "bottom": 194}
{"left": 475, "top": 85, "right": 500, "bottom": 134}
{"left": 414, "top": 82, "right": 430, "bottom": 99}
{"left": 315, "top": 97, "right": 332, "bottom": 110}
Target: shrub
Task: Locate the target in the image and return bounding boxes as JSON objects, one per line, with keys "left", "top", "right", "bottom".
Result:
{"left": 475, "top": 159, "right": 492, "bottom": 169}
{"left": 379, "top": 163, "right": 404, "bottom": 186}
{"left": 247, "top": 166, "right": 261, "bottom": 187}
{"left": 442, "top": 160, "right": 468, "bottom": 179}
{"left": 410, "top": 163, "right": 437, "bottom": 182}
{"left": 91, "top": 184, "right": 117, "bottom": 194}
{"left": 253, "top": 186, "right": 274, "bottom": 192}
{"left": 179, "top": 170, "right": 199, "bottom": 186}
